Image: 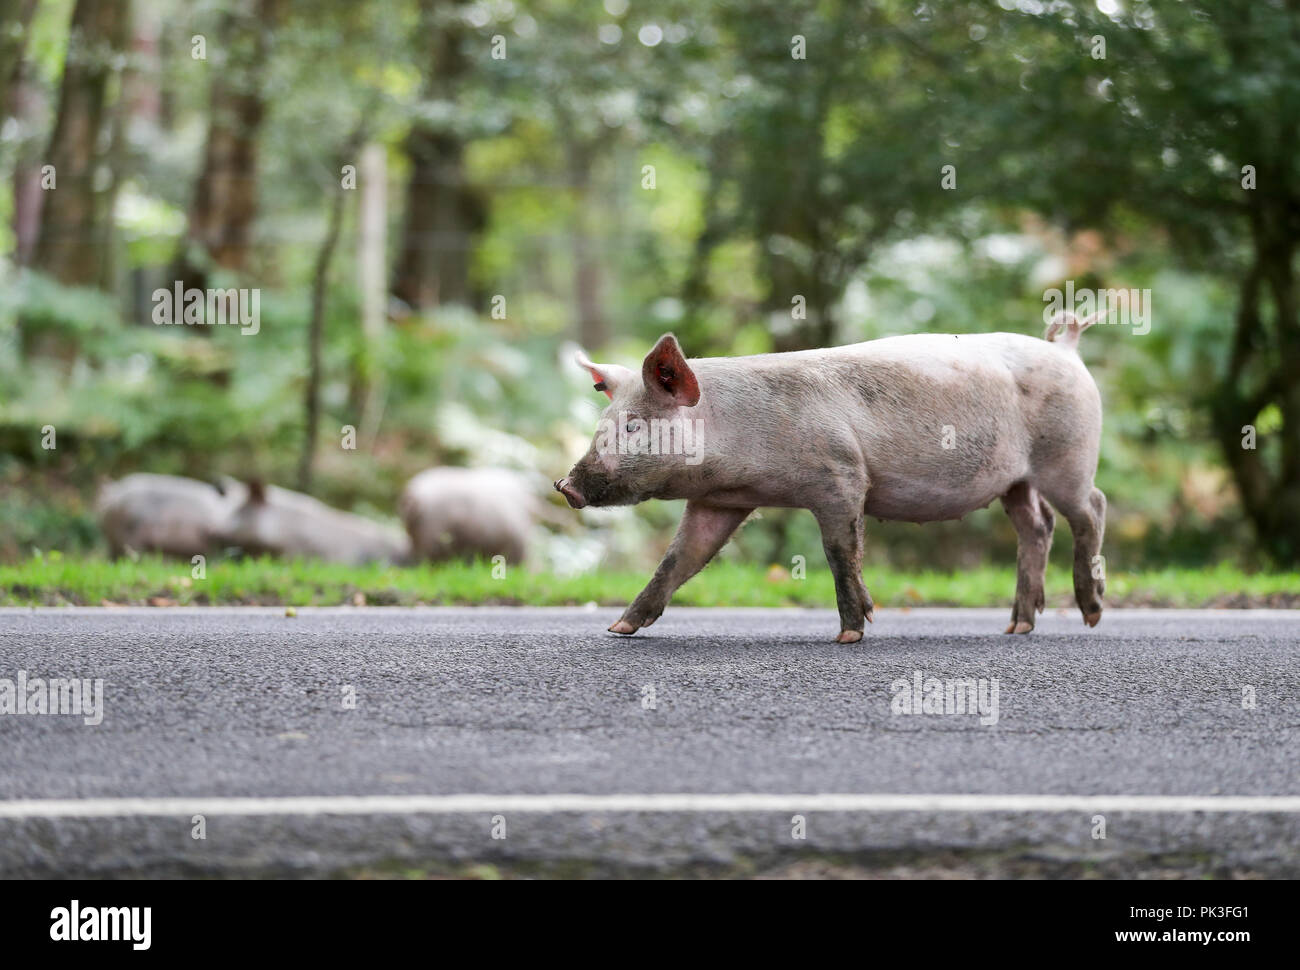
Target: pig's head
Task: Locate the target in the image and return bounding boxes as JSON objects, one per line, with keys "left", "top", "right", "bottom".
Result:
{"left": 211, "top": 479, "right": 276, "bottom": 555}
{"left": 555, "top": 333, "right": 703, "bottom": 509}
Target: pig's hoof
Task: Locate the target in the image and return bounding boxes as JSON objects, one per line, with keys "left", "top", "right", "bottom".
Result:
{"left": 608, "top": 620, "right": 637, "bottom": 635}
{"left": 1083, "top": 610, "right": 1102, "bottom": 628}
{"left": 864, "top": 609, "right": 874, "bottom": 624}
{"left": 835, "top": 629, "right": 864, "bottom": 644}
{"left": 1011, "top": 620, "right": 1033, "bottom": 635}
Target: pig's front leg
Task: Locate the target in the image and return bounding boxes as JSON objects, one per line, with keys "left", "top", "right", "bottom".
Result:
{"left": 814, "top": 505, "right": 873, "bottom": 644}
{"left": 609, "top": 502, "right": 750, "bottom": 635}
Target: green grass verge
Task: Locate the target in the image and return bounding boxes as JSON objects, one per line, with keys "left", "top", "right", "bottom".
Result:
{"left": 1, "top": 555, "right": 1296, "bottom": 608}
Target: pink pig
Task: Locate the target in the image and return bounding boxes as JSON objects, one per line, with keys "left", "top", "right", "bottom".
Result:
{"left": 557, "top": 313, "right": 1108, "bottom": 642}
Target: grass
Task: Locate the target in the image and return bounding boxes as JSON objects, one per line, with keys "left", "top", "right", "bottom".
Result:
{"left": 1, "top": 554, "right": 1296, "bottom": 609}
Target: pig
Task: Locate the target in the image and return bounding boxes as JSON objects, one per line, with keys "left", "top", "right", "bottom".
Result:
{"left": 96, "top": 473, "right": 243, "bottom": 559}
{"left": 399, "top": 467, "right": 539, "bottom": 565}
{"left": 556, "top": 312, "right": 1108, "bottom": 642}
{"left": 215, "top": 481, "right": 410, "bottom": 565}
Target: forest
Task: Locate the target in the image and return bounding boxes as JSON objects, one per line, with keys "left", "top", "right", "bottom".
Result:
{"left": 1, "top": 0, "right": 1298, "bottom": 598}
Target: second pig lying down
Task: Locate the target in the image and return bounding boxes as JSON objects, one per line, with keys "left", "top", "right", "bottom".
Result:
{"left": 215, "top": 481, "right": 410, "bottom": 565}
{"left": 96, "top": 473, "right": 243, "bottom": 559}
{"left": 556, "top": 315, "right": 1108, "bottom": 642}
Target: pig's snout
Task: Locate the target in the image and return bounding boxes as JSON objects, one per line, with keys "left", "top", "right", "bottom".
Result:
{"left": 554, "top": 477, "right": 587, "bottom": 510}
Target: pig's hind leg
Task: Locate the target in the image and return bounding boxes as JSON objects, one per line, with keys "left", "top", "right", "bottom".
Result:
{"left": 813, "top": 504, "right": 873, "bottom": 644}
{"left": 1060, "top": 486, "right": 1107, "bottom": 627}
{"left": 1041, "top": 482, "right": 1107, "bottom": 627}
{"left": 1000, "top": 481, "right": 1055, "bottom": 634}
{"left": 608, "top": 502, "right": 751, "bottom": 635}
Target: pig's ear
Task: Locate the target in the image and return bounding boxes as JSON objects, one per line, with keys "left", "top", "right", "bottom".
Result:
{"left": 574, "top": 349, "right": 632, "bottom": 400}
{"left": 642, "top": 333, "right": 700, "bottom": 407}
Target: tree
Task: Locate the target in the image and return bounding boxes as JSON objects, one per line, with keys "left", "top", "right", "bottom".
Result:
{"left": 390, "top": 0, "right": 485, "bottom": 312}
{"left": 686, "top": 0, "right": 959, "bottom": 350}
{"left": 172, "top": 0, "right": 284, "bottom": 291}
{"left": 0, "top": 0, "right": 39, "bottom": 120}
{"left": 297, "top": 132, "right": 358, "bottom": 492}
{"left": 5, "top": 0, "right": 46, "bottom": 266}
{"left": 944, "top": 0, "right": 1300, "bottom": 564}
{"left": 28, "top": 0, "right": 131, "bottom": 288}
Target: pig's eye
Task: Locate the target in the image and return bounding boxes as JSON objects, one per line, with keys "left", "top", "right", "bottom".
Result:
{"left": 625, "top": 418, "right": 642, "bottom": 433}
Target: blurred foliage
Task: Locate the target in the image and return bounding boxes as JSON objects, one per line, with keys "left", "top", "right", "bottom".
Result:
{"left": 0, "top": 0, "right": 1293, "bottom": 571}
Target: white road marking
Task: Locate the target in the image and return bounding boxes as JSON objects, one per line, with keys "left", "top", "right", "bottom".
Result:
{"left": 1, "top": 793, "right": 1299, "bottom": 819}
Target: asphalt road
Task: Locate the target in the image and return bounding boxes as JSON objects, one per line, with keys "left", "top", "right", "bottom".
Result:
{"left": 0, "top": 606, "right": 1297, "bottom": 878}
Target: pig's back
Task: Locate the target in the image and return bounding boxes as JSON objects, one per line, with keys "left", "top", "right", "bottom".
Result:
{"left": 843, "top": 333, "right": 1100, "bottom": 520}
{"left": 701, "top": 330, "right": 1084, "bottom": 373}
{"left": 692, "top": 332, "right": 1100, "bottom": 522}
{"left": 696, "top": 331, "right": 1094, "bottom": 413}
{"left": 839, "top": 331, "right": 1092, "bottom": 379}
{"left": 400, "top": 468, "right": 534, "bottom": 563}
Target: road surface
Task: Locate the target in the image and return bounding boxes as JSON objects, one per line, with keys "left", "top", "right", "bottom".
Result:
{"left": 0, "top": 606, "right": 1296, "bottom": 877}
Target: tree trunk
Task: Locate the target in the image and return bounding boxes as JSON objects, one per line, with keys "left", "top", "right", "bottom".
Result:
{"left": 681, "top": 143, "right": 729, "bottom": 310}
{"left": 297, "top": 168, "right": 350, "bottom": 493}
{"left": 391, "top": 129, "right": 481, "bottom": 309}
{"left": 8, "top": 58, "right": 46, "bottom": 267}
{"left": 568, "top": 142, "right": 607, "bottom": 350}
{"left": 0, "top": 0, "right": 39, "bottom": 120}
{"left": 172, "top": 0, "right": 281, "bottom": 291}
{"left": 390, "top": 2, "right": 483, "bottom": 312}
{"left": 1258, "top": 228, "right": 1300, "bottom": 564}
{"left": 354, "top": 142, "right": 388, "bottom": 444}
{"left": 1213, "top": 214, "right": 1300, "bottom": 566}
{"left": 756, "top": 135, "right": 836, "bottom": 352}
{"left": 95, "top": 62, "right": 132, "bottom": 292}
{"left": 765, "top": 238, "right": 836, "bottom": 353}
{"left": 29, "top": 0, "right": 131, "bottom": 287}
